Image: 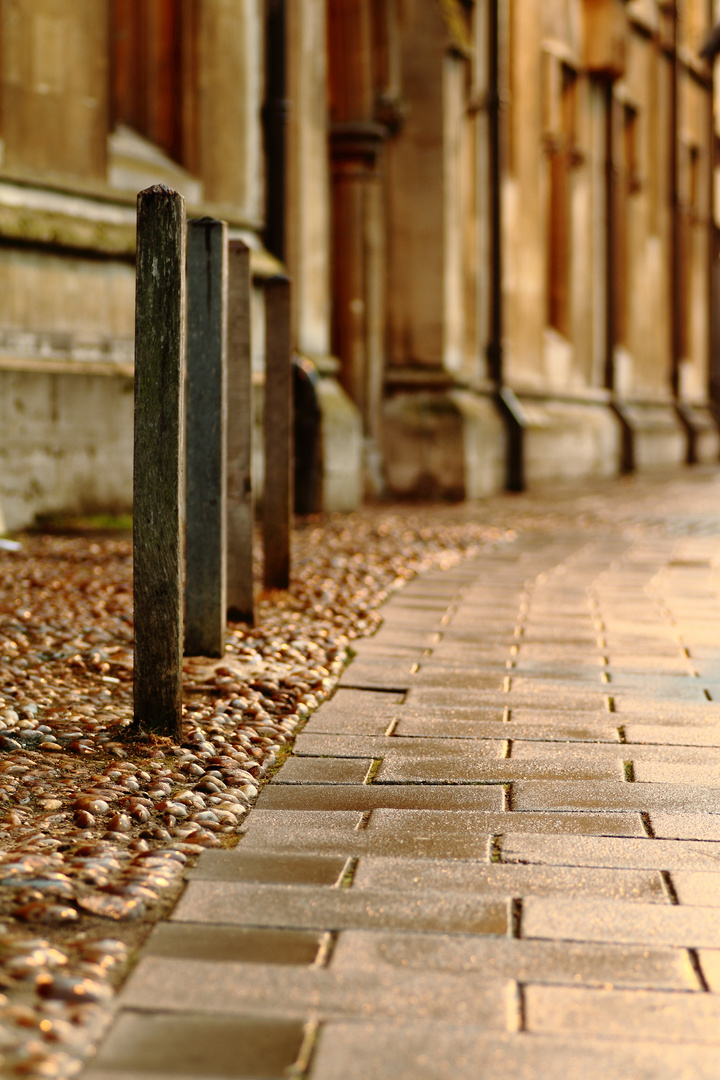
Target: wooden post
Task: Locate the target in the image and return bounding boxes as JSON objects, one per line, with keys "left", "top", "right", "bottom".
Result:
{"left": 133, "top": 185, "right": 186, "bottom": 740}
{"left": 184, "top": 217, "right": 228, "bottom": 657}
{"left": 226, "top": 240, "right": 255, "bottom": 623}
{"left": 263, "top": 274, "right": 293, "bottom": 589}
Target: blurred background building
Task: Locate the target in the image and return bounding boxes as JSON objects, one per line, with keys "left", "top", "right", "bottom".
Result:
{"left": 0, "top": 0, "right": 718, "bottom": 530}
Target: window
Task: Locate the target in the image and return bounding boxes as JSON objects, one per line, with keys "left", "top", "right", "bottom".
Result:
{"left": 110, "top": 0, "right": 197, "bottom": 169}
{"left": 614, "top": 102, "right": 639, "bottom": 347}
{"left": 546, "top": 59, "right": 578, "bottom": 337}
{"left": 679, "top": 142, "right": 701, "bottom": 358}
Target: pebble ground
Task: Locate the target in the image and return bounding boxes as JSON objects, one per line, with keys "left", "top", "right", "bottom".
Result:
{"left": 81, "top": 466, "right": 720, "bottom": 1080}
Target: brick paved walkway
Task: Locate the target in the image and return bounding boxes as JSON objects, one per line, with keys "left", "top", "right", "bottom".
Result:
{"left": 87, "top": 471, "right": 720, "bottom": 1079}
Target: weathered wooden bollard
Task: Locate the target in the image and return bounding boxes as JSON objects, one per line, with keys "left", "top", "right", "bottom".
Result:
{"left": 263, "top": 275, "right": 293, "bottom": 590}
{"left": 184, "top": 218, "right": 228, "bottom": 658}
{"left": 226, "top": 240, "right": 255, "bottom": 624}
{"left": 133, "top": 185, "right": 185, "bottom": 740}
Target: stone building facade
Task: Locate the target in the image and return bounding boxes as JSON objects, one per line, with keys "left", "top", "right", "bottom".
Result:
{"left": 0, "top": 0, "right": 717, "bottom": 530}
{"left": 378, "top": 0, "right": 719, "bottom": 496}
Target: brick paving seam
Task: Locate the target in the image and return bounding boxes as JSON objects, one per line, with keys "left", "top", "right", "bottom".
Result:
{"left": 84, "top": 476, "right": 720, "bottom": 1080}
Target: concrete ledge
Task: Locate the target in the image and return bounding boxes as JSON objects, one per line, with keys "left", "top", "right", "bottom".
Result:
{"left": 0, "top": 367, "right": 134, "bottom": 530}
{"left": 315, "top": 375, "right": 363, "bottom": 512}
{"left": 613, "top": 402, "right": 686, "bottom": 472}
{"left": 516, "top": 397, "right": 622, "bottom": 486}
{"left": 451, "top": 390, "right": 506, "bottom": 499}
{"left": 381, "top": 390, "right": 505, "bottom": 500}
{"left": 676, "top": 403, "right": 720, "bottom": 465}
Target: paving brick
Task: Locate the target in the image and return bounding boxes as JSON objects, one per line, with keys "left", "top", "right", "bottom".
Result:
{"left": 525, "top": 984, "right": 720, "bottom": 1043}
{"left": 366, "top": 807, "right": 646, "bottom": 839}
{"left": 237, "top": 822, "right": 425, "bottom": 859}
{"left": 368, "top": 629, "right": 451, "bottom": 650}
{"left": 388, "top": 595, "right": 457, "bottom": 609}
{"left": 90, "top": 1010, "right": 306, "bottom": 1077}
{"left": 670, "top": 871, "right": 720, "bottom": 907}
{"left": 350, "top": 856, "right": 668, "bottom": 903}
{"left": 511, "top": 644, "right": 600, "bottom": 661}
{"left": 374, "top": 756, "right": 623, "bottom": 783}
{"left": 649, "top": 813, "right": 720, "bottom": 841}
{"left": 426, "top": 645, "right": 515, "bottom": 665}
{"left": 612, "top": 699, "right": 720, "bottom": 721}
{"left": 600, "top": 621, "right": 679, "bottom": 640}
{"left": 172, "top": 880, "right": 510, "bottom": 935}
{"left": 696, "top": 950, "right": 720, "bottom": 991}
{"left": 379, "top": 605, "right": 450, "bottom": 623}
{"left": 505, "top": 707, "right": 620, "bottom": 726}
{"left": 436, "top": 631, "right": 516, "bottom": 647}
{"left": 273, "top": 756, "right": 372, "bottom": 784}
{"left": 515, "top": 630, "right": 602, "bottom": 646}
{"left": 308, "top": 1024, "right": 720, "bottom": 1080}
{"left": 409, "top": 670, "right": 510, "bottom": 691}
{"left": 241, "top": 809, "right": 364, "bottom": 835}
{"left": 240, "top": 820, "right": 626, "bottom": 864}
{"left": 256, "top": 783, "right": 503, "bottom": 811}
{"left": 623, "top": 725, "right": 720, "bottom": 746}
{"left": 238, "top": 807, "right": 639, "bottom": 861}
{"left": 351, "top": 641, "right": 426, "bottom": 660}
{"left": 633, "top": 761, "right": 720, "bottom": 785}
{"left": 83, "top": 1071, "right": 232, "bottom": 1080}
{"left": 188, "top": 851, "right": 347, "bottom": 885}
{"left": 85, "top": 1072, "right": 209, "bottom": 1080}
{"left": 508, "top": 667, "right": 605, "bottom": 685}
{"left": 322, "top": 688, "right": 406, "bottom": 711}
{"left": 338, "top": 666, "right": 412, "bottom": 691}
{"left": 510, "top": 741, "right": 719, "bottom": 765}
{"left": 144, "top": 922, "right": 323, "bottom": 965}
{"left": 291, "top": 733, "right": 505, "bottom": 759}
{"left": 304, "top": 712, "right": 390, "bottom": 738}
{"left": 501, "top": 833, "right": 720, "bottom": 871}
{"left": 601, "top": 655, "right": 693, "bottom": 675}
{"left": 602, "top": 675, "right": 709, "bottom": 701}
{"left": 376, "top": 601, "right": 451, "bottom": 620}
{"left": 512, "top": 780, "right": 720, "bottom": 813}
{"left": 330, "top": 927, "right": 696, "bottom": 990}
{"left": 393, "top": 718, "right": 621, "bottom": 742}
{"left": 522, "top": 895, "right": 720, "bottom": 947}
{"left": 303, "top": 713, "right": 390, "bottom": 736}
{"left": 303, "top": 689, "right": 403, "bottom": 736}
{"left": 400, "top": 705, "right": 613, "bottom": 727}
{"left": 120, "top": 956, "right": 513, "bottom": 1026}
{"left": 406, "top": 686, "right": 606, "bottom": 712}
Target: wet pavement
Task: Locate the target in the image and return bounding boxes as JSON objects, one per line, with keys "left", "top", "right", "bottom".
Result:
{"left": 85, "top": 469, "right": 720, "bottom": 1079}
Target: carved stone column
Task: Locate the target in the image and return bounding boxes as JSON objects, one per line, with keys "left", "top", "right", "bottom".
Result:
{"left": 329, "top": 122, "right": 385, "bottom": 423}
{"left": 328, "top": 0, "right": 388, "bottom": 491}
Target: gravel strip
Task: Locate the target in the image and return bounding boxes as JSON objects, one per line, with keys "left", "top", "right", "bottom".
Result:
{"left": 0, "top": 510, "right": 508, "bottom": 1078}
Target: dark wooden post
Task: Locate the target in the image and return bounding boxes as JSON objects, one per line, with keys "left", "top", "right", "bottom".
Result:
{"left": 133, "top": 185, "right": 186, "bottom": 740}
{"left": 226, "top": 240, "right": 255, "bottom": 623}
{"left": 263, "top": 274, "right": 292, "bottom": 589}
{"left": 184, "top": 217, "right": 228, "bottom": 657}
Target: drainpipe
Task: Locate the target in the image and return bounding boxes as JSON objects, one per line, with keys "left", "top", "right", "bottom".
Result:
{"left": 668, "top": 1, "right": 699, "bottom": 461}
{"left": 699, "top": 17, "right": 720, "bottom": 419}
{"left": 488, "top": 0, "right": 524, "bottom": 490}
{"left": 603, "top": 78, "right": 635, "bottom": 471}
{"left": 604, "top": 81, "right": 616, "bottom": 397}
{"left": 709, "top": 54, "right": 720, "bottom": 422}
{"left": 707, "top": 24, "right": 717, "bottom": 417}
{"left": 487, "top": 0, "right": 502, "bottom": 388}
{"left": 264, "top": 0, "right": 288, "bottom": 262}
{"left": 670, "top": 0, "right": 680, "bottom": 402}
